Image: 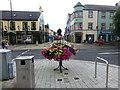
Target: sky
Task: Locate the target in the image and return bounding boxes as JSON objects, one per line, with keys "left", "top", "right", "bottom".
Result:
{"left": 0, "top": 0, "right": 119, "bottom": 34}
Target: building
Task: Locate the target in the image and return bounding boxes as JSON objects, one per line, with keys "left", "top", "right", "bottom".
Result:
{"left": 65, "top": 13, "right": 71, "bottom": 41}
{"left": 0, "top": 7, "right": 49, "bottom": 44}
{"left": 65, "top": 2, "right": 117, "bottom": 43}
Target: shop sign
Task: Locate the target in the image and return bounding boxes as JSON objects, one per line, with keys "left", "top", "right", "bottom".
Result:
{"left": 100, "top": 31, "right": 113, "bottom": 34}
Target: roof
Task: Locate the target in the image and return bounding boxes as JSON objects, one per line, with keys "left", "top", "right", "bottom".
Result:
{"left": 74, "top": 2, "right": 84, "bottom": 8}
{"left": 0, "top": 10, "right": 40, "bottom": 21}
{"left": 118, "top": 1, "right": 120, "bottom": 6}
{"left": 84, "top": 4, "right": 117, "bottom": 11}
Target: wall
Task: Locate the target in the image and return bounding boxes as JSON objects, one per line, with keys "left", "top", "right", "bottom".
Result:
{"left": 83, "top": 10, "right": 98, "bottom": 30}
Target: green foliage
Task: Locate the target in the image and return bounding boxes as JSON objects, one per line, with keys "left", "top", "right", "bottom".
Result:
{"left": 113, "top": 7, "right": 120, "bottom": 36}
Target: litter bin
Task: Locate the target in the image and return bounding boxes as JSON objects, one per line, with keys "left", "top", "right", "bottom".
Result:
{"left": 8, "top": 62, "right": 14, "bottom": 79}
{"left": 0, "top": 49, "right": 12, "bottom": 80}
{"left": 15, "top": 56, "right": 35, "bottom": 88}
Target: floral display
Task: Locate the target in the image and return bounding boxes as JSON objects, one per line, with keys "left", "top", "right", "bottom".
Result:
{"left": 41, "top": 40, "right": 78, "bottom": 61}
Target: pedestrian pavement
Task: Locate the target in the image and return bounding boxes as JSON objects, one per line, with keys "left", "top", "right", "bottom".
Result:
{"left": 0, "top": 41, "right": 118, "bottom": 50}
{"left": 1, "top": 59, "right": 119, "bottom": 89}
{"left": 0, "top": 41, "right": 119, "bottom": 89}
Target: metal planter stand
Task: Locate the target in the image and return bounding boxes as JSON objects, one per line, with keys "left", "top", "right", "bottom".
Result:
{"left": 54, "top": 59, "right": 68, "bottom": 73}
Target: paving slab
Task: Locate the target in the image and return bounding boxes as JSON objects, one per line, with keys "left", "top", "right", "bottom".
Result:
{"left": 1, "top": 59, "right": 119, "bottom": 89}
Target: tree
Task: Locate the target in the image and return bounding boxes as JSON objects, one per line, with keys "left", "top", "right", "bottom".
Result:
{"left": 113, "top": 7, "right": 120, "bottom": 37}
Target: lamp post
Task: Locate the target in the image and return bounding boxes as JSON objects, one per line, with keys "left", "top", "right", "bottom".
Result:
{"left": 9, "top": 0, "right": 12, "bottom": 21}
{"left": 9, "top": 0, "right": 15, "bottom": 45}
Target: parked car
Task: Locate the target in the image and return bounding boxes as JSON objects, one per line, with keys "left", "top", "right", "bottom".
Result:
{"left": 95, "top": 39, "right": 104, "bottom": 44}
{"left": 95, "top": 39, "right": 104, "bottom": 45}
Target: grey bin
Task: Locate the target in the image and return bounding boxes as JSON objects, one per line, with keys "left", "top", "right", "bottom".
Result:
{"left": 8, "top": 62, "right": 14, "bottom": 79}
{"left": 0, "top": 49, "right": 12, "bottom": 80}
{"left": 15, "top": 56, "right": 35, "bottom": 88}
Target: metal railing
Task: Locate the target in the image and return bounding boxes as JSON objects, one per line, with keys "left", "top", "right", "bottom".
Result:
{"left": 95, "top": 56, "right": 109, "bottom": 88}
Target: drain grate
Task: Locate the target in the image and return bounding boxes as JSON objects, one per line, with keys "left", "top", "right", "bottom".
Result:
{"left": 74, "top": 77, "right": 79, "bottom": 80}
{"left": 63, "top": 78, "right": 69, "bottom": 83}
{"left": 57, "top": 78, "right": 62, "bottom": 81}
{"left": 64, "top": 72, "right": 68, "bottom": 75}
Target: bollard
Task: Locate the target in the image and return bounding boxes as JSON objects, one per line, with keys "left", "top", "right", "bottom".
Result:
{"left": 15, "top": 56, "right": 35, "bottom": 88}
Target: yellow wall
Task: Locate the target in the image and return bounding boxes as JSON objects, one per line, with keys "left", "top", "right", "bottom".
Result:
{"left": 2, "top": 20, "right": 39, "bottom": 31}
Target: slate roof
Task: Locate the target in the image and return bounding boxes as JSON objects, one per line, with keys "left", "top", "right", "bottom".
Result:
{"left": 0, "top": 10, "right": 40, "bottom": 21}
{"left": 84, "top": 4, "right": 117, "bottom": 11}
{"left": 74, "top": 2, "right": 84, "bottom": 8}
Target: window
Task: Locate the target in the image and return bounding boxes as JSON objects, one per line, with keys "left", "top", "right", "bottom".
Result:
{"left": 75, "top": 23, "right": 82, "bottom": 30}
{"left": 0, "top": 22, "right": 3, "bottom": 30}
{"left": 101, "top": 23, "right": 106, "bottom": 30}
{"left": 79, "top": 11, "right": 83, "bottom": 18}
{"left": 23, "top": 22, "right": 28, "bottom": 30}
{"left": 109, "top": 23, "right": 113, "bottom": 29}
{"left": 75, "top": 12, "right": 79, "bottom": 17}
{"left": 10, "top": 21, "right": 15, "bottom": 30}
{"left": 71, "top": 25, "right": 74, "bottom": 30}
{"left": 101, "top": 11, "right": 106, "bottom": 18}
{"left": 110, "top": 12, "right": 114, "bottom": 18}
{"left": 71, "top": 13, "right": 74, "bottom": 20}
{"left": 31, "top": 22, "right": 36, "bottom": 30}
{"left": 88, "top": 22, "right": 93, "bottom": 30}
{"left": 74, "top": 11, "right": 83, "bottom": 18}
{"left": 88, "top": 11, "right": 93, "bottom": 18}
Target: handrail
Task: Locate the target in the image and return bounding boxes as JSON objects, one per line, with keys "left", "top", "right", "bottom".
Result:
{"left": 95, "top": 56, "right": 109, "bottom": 88}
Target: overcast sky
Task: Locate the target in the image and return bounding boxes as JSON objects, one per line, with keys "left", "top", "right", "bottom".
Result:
{"left": 0, "top": 0, "right": 119, "bottom": 34}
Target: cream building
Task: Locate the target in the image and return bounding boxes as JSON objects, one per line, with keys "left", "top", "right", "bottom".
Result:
{"left": 83, "top": 10, "right": 98, "bottom": 42}
{"left": 0, "top": 8, "right": 49, "bottom": 44}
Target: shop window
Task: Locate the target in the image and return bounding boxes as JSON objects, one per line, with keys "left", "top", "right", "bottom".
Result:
{"left": 17, "top": 35, "right": 22, "bottom": 39}
{"left": 31, "top": 22, "right": 36, "bottom": 30}
{"left": 10, "top": 21, "right": 15, "bottom": 30}
{"left": 23, "top": 22, "right": 28, "bottom": 30}
{"left": 88, "top": 11, "right": 93, "bottom": 18}
{"left": 88, "top": 22, "right": 93, "bottom": 30}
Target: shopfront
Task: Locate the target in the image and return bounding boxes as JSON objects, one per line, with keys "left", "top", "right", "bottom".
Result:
{"left": 16, "top": 31, "right": 33, "bottom": 44}
{"left": 98, "top": 31, "right": 114, "bottom": 42}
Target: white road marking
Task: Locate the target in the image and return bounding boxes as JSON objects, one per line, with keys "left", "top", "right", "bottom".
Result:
{"left": 98, "top": 52, "right": 120, "bottom": 55}
{"left": 12, "top": 49, "right": 30, "bottom": 61}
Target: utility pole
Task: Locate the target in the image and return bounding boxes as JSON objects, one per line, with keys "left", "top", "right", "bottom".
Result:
{"left": 9, "top": 0, "right": 15, "bottom": 45}
{"left": 10, "top": 0, "right": 12, "bottom": 21}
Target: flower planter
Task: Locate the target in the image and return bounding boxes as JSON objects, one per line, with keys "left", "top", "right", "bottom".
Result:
{"left": 41, "top": 40, "right": 78, "bottom": 72}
